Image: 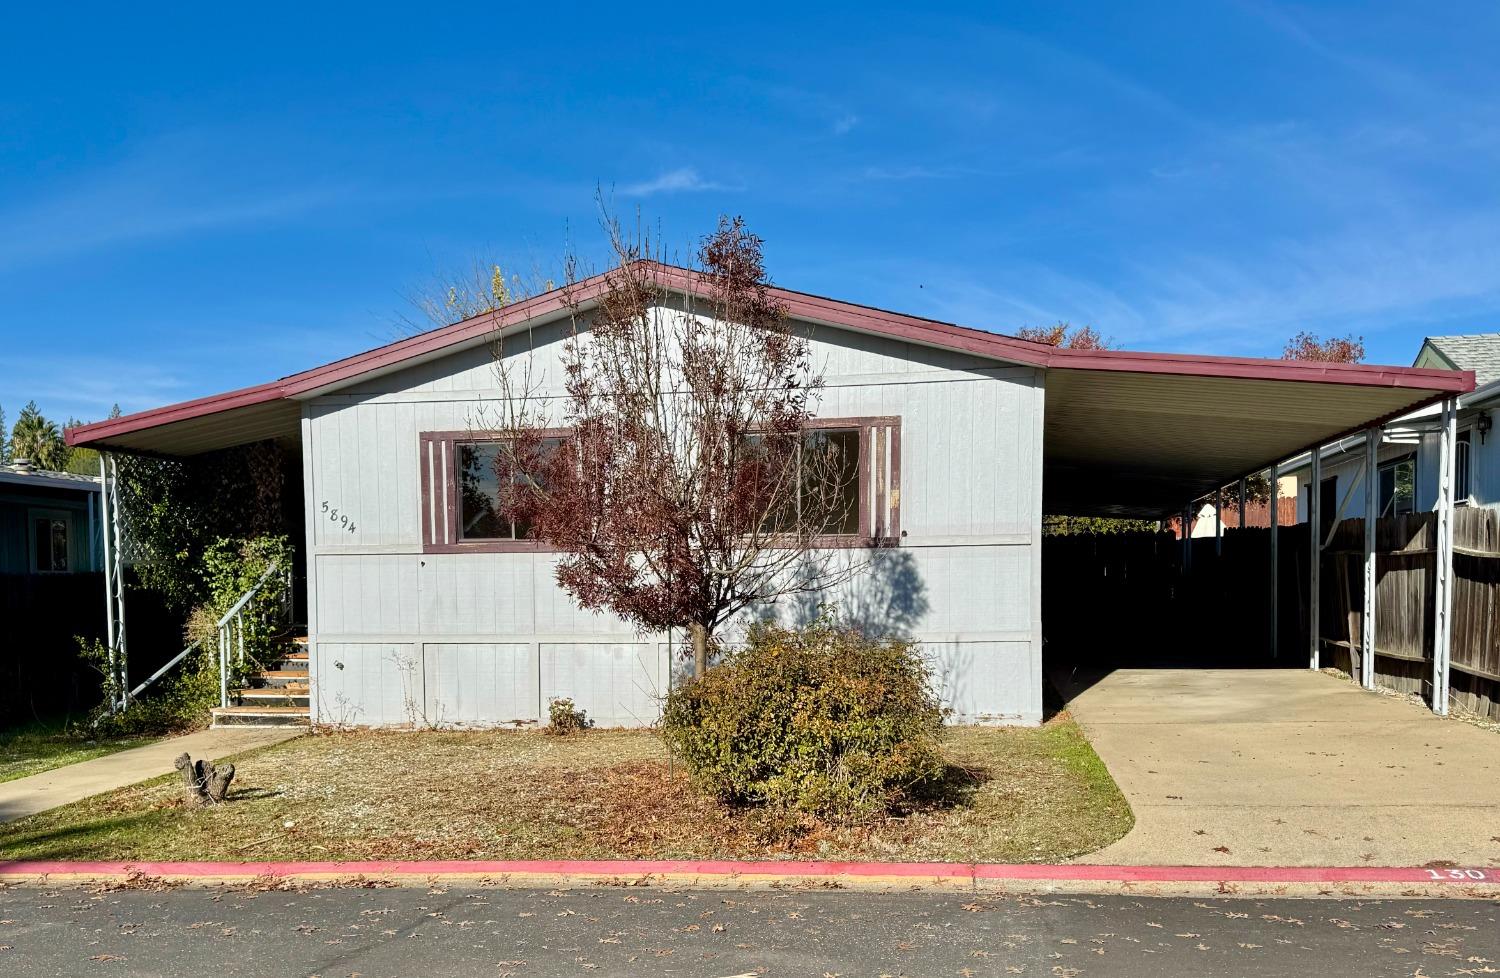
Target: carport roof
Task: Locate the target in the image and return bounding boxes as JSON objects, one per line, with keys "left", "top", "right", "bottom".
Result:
{"left": 67, "top": 263, "right": 1472, "bottom": 517}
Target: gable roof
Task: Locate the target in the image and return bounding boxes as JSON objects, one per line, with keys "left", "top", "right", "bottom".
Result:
{"left": 66, "top": 262, "right": 1474, "bottom": 458}
{"left": 1416, "top": 333, "right": 1500, "bottom": 386}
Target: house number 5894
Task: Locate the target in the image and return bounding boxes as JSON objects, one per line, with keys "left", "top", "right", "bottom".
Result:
{"left": 321, "top": 501, "right": 357, "bottom": 534}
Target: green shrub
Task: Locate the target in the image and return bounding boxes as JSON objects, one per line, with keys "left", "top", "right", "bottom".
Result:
{"left": 76, "top": 533, "right": 294, "bottom": 739}
{"left": 660, "top": 620, "right": 946, "bottom": 823}
{"left": 545, "top": 697, "right": 593, "bottom": 736}
{"left": 197, "top": 534, "right": 294, "bottom": 671}
{"left": 74, "top": 637, "right": 218, "bottom": 739}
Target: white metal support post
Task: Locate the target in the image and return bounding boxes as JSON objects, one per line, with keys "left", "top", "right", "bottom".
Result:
{"left": 108, "top": 453, "right": 129, "bottom": 707}
{"left": 1185, "top": 504, "right": 1195, "bottom": 573}
{"left": 1432, "top": 397, "right": 1457, "bottom": 715}
{"left": 98, "top": 452, "right": 130, "bottom": 710}
{"left": 1270, "top": 462, "right": 1280, "bottom": 659}
{"left": 98, "top": 453, "right": 116, "bottom": 706}
{"left": 1214, "top": 486, "right": 1223, "bottom": 557}
{"left": 1361, "top": 428, "right": 1379, "bottom": 689}
{"left": 1309, "top": 446, "right": 1322, "bottom": 670}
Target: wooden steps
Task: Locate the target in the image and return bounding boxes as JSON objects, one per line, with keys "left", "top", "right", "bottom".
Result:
{"left": 210, "top": 704, "right": 311, "bottom": 727}
{"left": 210, "top": 631, "right": 311, "bottom": 728}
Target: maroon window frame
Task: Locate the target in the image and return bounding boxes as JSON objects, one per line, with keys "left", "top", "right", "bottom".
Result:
{"left": 418, "top": 417, "right": 901, "bottom": 554}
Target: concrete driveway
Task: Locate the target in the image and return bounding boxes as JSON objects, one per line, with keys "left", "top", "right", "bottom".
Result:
{"left": 1054, "top": 668, "right": 1500, "bottom": 867}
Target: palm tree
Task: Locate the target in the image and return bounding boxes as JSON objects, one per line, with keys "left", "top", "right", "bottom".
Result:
{"left": 8, "top": 401, "right": 69, "bottom": 471}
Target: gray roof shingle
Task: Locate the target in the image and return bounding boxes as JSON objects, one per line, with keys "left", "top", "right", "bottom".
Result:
{"left": 1423, "top": 334, "right": 1500, "bottom": 386}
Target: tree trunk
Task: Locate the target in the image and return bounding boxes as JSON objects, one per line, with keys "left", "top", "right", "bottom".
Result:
{"left": 689, "top": 621, "right": 709, "bottom": 678}
{"left": 174, "top": 752, "right": 235, "bottom": 806}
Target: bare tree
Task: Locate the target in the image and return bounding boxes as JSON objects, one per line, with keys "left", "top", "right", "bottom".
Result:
{"left": 397, "top": 257, "right": 559, "bottom": 337}
{"left": 489, "top": 215, "right": 863, "bottom": 676}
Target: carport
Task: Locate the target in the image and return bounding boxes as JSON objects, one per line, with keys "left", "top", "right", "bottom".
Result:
{"left": 1037, "top": 351, "right": 1473, "bottom": 714}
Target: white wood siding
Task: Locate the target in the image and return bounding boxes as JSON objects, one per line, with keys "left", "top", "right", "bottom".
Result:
{"left": 302, "top": 308, "right": 1045, "bottom": 727}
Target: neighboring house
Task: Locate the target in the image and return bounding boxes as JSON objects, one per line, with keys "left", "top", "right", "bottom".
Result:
{"left": 66, "top": 263, "right": 1470, "bottom": 729}
{"left": 1287, "top": 334, "right": 1500, "bottom": 522}
{"left": 1179, "top": 474, "right": 1299, "bottom": 538}
{"left": 0, "top": 461, "right": 101, "bottom": 575}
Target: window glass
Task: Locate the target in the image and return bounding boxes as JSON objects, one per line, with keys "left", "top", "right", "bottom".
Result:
{"left": 804, "top": 428, "right": 861, "bottom": 535}
{"left": 33, "top": 517, "right": 67, "bottom": 572}
{"left": 1318, "top": 477, "right": 1337, "bottom": 539}
{"left": 1457, "top": 430, "right": 1473, "bottom": 501}
{"left": 1378, "top": 457, "right": 1415, "bottom": 517}
{"left": 456, "top": 439, "right": 562, "bottom": 541}
{"left": 753, "top": 428, "right": 862, "bottom": 535}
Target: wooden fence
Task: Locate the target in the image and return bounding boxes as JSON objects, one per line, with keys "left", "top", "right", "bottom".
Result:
{"left": 1044, "top": 511, "right": 1500, "bottom": 720}
{"left": 1321, "top": 507, "right": 1500, "bottom": 719}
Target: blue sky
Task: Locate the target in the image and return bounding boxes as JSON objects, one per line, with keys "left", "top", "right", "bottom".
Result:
{"left": 3, "top": 2, "right": 1499, "bottom": 423}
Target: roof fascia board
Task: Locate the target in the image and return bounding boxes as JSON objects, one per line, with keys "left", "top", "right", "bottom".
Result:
{"left": 290, "top": 303, "right": 585, "bottom": 401}
{"left": 69, "top": 260, "right": 1476, "bottom": 450}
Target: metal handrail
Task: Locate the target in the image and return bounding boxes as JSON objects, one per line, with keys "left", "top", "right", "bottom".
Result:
{"left": 127, "top": 639, "right": 201, "bottom": 701}
{"left": 217, "top": 561, "right": 287, "bottom": 708}
{"left": 125, "top": 561, "right": 288, "bottom": 708}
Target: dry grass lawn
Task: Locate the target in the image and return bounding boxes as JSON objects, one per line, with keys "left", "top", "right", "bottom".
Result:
{"left": 0, "top": 717, "right": 1132, "bottom": 863}
{"left": 0, "top": 721, "right": 156, "bottom": 784}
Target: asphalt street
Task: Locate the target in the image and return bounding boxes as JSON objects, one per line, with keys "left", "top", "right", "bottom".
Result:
{"left": 0, "top": 883, "right": 1495, "bottom": 977}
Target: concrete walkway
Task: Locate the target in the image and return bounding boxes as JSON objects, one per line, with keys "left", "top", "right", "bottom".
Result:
{"left": 0, "top": 728, "right": 302, "bottom": 823}
{"left": 1055, "top": 668, "right": 1500, "bottom": 867}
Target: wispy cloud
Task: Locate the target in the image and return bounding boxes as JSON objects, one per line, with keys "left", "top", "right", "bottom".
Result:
{"left": 858, "top": 163, "right": 976, "bottom": 182}
{"left": 922, "top": 199, "right": 1500, "bottom": 360}
{"left": 0, "top": 355, "right": 191, "bottom": 422}
{"left": 0, "top": 129, "right": 359, "bottom": 269}
{"left": 831, "top": 113, "right": 860, "bottom": 136}
{"left": 617, "top": 167, "right": 727, "bottom": 196}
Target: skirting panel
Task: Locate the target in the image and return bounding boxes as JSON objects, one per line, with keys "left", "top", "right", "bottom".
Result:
{"left": 309, "top": 640, "right": 668, "bottom": 729}
{"left": 920, "top": 640, "right": 1041, "bottom": 725}
{"left": 540, "top": 642, "right": 667, "bottom": 729}
{"left": 424, "top": 643, "right": 539, "bottom": 728}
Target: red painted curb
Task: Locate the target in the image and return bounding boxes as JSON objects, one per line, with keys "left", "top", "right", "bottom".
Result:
{"left": 0, "top": 860, "right": 1495, "bottom": 885}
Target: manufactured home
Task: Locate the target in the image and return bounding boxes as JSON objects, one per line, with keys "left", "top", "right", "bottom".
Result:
{"left": 1286, "top": 334, "right": 1500, "bottom": 523}
{"left": 0, "top": 462, "right": 101, "bottom": 576}
{"left": 67, "top": 264, "right": 1472, "bottom": 728}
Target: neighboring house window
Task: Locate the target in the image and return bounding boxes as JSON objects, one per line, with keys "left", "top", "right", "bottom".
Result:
{"left": 1456, "top": 429, "right": 1473, "bottom": 503}
{"left": 419, "top": 418, "right": 900, "bottom": 553}
{"left": 1378, "top": 455, "right": 1416, "bottom": 517}
{"left": 31, "top": 514, "right": 69, "bottom": 572}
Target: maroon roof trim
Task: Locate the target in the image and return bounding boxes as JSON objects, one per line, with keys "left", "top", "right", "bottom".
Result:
{"left": 66, "top": 262, "right": 1476, "bottom": 448}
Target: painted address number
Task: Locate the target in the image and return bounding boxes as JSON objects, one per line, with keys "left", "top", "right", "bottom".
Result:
{"left": 320, "top": 501, "right": 357, "bottom": 534}
{"left": 1424, "top": 868, "right": 1490, "bottom": 881}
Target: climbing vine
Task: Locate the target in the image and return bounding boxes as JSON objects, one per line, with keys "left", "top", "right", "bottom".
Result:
{"left": 114, "top": 440, "right": 291, "bottom": 613}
